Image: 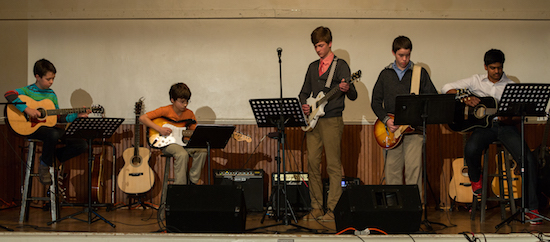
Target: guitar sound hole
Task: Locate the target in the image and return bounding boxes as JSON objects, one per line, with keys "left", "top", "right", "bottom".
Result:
{"left": 131, "top": 157, "right": 142, "bottom": 166}
{"left": 473, "top": 105, "right": 486, "bottom": 119}
{"left": 37, "top": 108, "right": 47, "bottom": 118}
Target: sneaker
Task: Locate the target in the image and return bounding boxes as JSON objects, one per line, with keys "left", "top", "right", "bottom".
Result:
{"left": 471, "top": 175, "right": 482, "bottom": 196}
{"left": 38, "top": 163, "right": 52, "bottom": 186}
{"left": 303, "top": 208, "right": 324, "bottom": 221}
{"left": 320, "top": 210, "right": 335, "bottom": 222}
{"left": 526, "top": 209, "right": 543, "bottom": 225}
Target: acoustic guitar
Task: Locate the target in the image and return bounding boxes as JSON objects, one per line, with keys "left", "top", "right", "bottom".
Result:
{"left": 117, "top": 98, "right": 155, "bottom": 194}
{"left": 448, "top": 134, "right": 473, "bottom": 203}
{"left": 6, "top": 95, "right": 104, "bottom": 136}
{"left": 447, "top": 91, "right": 498, "bottom": 132}
{"left": 302, "top": 70, "right": 361, "bottom": 132}
{"left": 147, "top": 117, "right": 251, "bottom": 149}
{"left": 373, "top": 114, "right": 414, "bottom": 149}
{"left": 491, "top": 151, "right": 521, "bottom": 198}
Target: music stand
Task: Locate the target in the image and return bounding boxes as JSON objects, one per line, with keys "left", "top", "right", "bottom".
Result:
{"left": 394, "top": 94, "right": 455, "bottom": 231}
{"left": 247, "top": 98, "right": 314, "bottom": 232}
{"left": 48, "top": 117, "right": 124, "bottom": 227}
{"left": 495, "top": 83, "right": 550, "bottom": 229}
{"left": 185, "top": 124, "right": 235, "bottom": 184}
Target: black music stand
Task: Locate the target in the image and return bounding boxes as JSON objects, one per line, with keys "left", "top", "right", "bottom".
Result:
{"left": 247, "top": 98, "right": 313, "bottom": 233}
{"left": 495, "top": 83, "right": 550, "bottom": 229}
{"left": 394, "top": 94, "right": 455, "bottom": 231}
{"left": 48, "top": 117, "right": 124, "bottom": 227}
{"left": 185, "top": 124, "right": 235, "bottom": 184}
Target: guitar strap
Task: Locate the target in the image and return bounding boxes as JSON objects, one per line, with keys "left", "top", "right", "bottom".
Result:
{"left": 410, "top": 64, "right": 421, "bottom": 94}
{"left": 325, "top": 57, "right": 338, "bottom": 88}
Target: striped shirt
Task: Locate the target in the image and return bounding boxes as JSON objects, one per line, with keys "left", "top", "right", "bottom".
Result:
{"left": 4, "top": 83, "right": 77, "bottom": 123}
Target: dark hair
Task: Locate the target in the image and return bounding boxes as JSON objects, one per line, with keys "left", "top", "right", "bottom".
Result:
{"left": 484, "top": 49, "right": 505, "bottom": 66}
{"left": 392, "top": 36, "right": 413, "bottom": 53}
{"left": 311, "top": 26, "right": 332, "bottom": 45}
{"left": 169, "top": 82, "right": 191, "bottom": 101}
{"left": 33, "top": 59, "right": 56, "bottom": 77}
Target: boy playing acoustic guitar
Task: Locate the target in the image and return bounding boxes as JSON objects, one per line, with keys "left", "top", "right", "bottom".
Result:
{"left": 4, "top": 59, "right": 90, "bottom": 185}
{"left": 139, "top": 82, "right": 207, "bottom": 185}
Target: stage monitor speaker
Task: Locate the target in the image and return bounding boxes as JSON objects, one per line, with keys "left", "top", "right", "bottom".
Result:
{"left": 214, "top": 169, "right": 266, "bottom": 211}
{"left": 165, "top": 185, "right": 246, "bottom": 233}
{"left": 334, "top": 185, "right": 422, "bottom": 234}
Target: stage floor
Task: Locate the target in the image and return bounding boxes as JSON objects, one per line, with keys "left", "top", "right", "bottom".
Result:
{"left": 0, "top": 203, "right": 548, "bottom": 236}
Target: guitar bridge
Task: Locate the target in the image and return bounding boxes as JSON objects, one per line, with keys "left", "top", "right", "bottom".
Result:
{"left": 129, "top": 173, "right": 144, "bottom": 176}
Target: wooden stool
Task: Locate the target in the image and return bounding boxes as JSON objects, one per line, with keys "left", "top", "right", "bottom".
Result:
{"left": 19, "top": 139, "right": 59, "bottom": 223}
{"left": 471, "top": 142, "right": 517, "bottom": 222}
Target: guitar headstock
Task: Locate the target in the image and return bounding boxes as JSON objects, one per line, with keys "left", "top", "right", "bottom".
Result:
{"left": 91, "top": 105, "right": 104, "bottom": 114}
{"left": 135, "top": 97, "right": 144, "bottom": 116}
{"left": 349, "top": 70, "right": 362, "bottom": 83}
{"left": 456, "top": 89, "right": 473, "bottom": 102}
{"left": 232, "top": 132, "right": 252, "bottom": 143}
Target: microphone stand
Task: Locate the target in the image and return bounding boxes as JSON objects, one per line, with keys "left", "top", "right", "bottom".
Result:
{"left": 247, "top": 48, "right": 315, "bottom": 233}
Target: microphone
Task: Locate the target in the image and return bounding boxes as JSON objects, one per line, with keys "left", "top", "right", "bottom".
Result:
{"left": 277, "top": 47, "right": 282, "bottom": 57}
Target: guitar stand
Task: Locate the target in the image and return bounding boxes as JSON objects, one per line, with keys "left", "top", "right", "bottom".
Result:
{"left": 48, "top": 117, "right": 123, "bottom": 227}
{"left": 493, "top": 83, "right": 550, "bottom": 230}
{"left": 112, "top": 194, "right": 158, "bottom": 210}
{"left": 247, "top": 98, "right": 315, "bottom": 233}
{"left": 395, "top": 94, "right": 455, "bottom": 231}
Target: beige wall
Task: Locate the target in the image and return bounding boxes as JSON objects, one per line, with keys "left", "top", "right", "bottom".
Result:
{"left": 1, "top": 1, "right": 549, "bottom": 124}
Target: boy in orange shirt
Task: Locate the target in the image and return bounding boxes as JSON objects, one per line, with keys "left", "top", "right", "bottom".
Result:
{"left": 139, "top": 83, "right": 206, "bottom": 185}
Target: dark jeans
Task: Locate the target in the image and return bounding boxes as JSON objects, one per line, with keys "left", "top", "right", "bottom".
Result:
{"left": 28, "top": 126, "right": 88, "bottom": 167}
{"left": 465, "top": 121, "right": 539, "bottom": 210}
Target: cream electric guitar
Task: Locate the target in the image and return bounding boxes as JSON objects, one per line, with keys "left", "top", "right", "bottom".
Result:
{"left": 117, "top": 98, "right": 155, "bottom": 194}
{"left": 147, "top": 117, "right": 252, "bottom": 148}
{"left": 302, "top": 70, "right": 361, "bottom": 132}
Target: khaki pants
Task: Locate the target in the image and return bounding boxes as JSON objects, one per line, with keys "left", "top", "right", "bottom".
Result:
{"left": 163, "top": 144, "right": 207, "bottom": 185}
{"left": 385, "top": 134, "right": 423, "bottom": 197}
{"left": 306, "top": 117, "right": 344, "bottom": 211}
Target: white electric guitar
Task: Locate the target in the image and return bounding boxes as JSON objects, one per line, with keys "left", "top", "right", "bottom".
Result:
{"left": 302, "top": 70, "right": 361, "bottom": 132}
{"left": 147, "top": 117, "right": 251, "bottom": 148}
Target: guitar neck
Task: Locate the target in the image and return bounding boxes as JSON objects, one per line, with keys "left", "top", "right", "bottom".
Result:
{"left": 134, "top": 116, "right": 140, "bottom": 156}
{"left": 316, "top": 77, "right": 358, "bottom": 107}
{"left": 46, "top": 107, "right": 89, "bottom": 116}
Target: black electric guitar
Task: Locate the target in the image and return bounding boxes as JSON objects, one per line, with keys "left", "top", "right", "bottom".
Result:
{"left": 302, "top": 70, "right": 361, "bottom": 132}
{"left": 448, "top": 89, "right": 498, "bottom": 132}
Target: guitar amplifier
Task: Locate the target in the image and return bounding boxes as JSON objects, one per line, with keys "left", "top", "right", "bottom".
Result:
{"left": 323, "top": 177, "right": 361, "bottom": 211}
{"left": 214, "top": 169, "right": 266, "bottom": 211}
{"left": 271, "top": 172, "right": 311, "bottom": 212}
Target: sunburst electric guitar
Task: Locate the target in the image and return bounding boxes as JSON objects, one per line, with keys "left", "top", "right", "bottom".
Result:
{"left": 302, "top": 70, "right": 361, "bottom": 132}
{"left": 6, "top": 95, "right": 104, "bottom": 136}
{"left": 118, "top": 98, "right": 155, "bottom": 194}
{"left": 373, "top": 114, "right": 414, "bottom": 149}
{"left": 147, "top": 117, "right": 252, "bottom": 148}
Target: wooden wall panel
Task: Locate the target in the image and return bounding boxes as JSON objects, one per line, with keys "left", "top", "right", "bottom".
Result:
{"left": 1, "top": 123, "right": 548, "bottom": 209}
